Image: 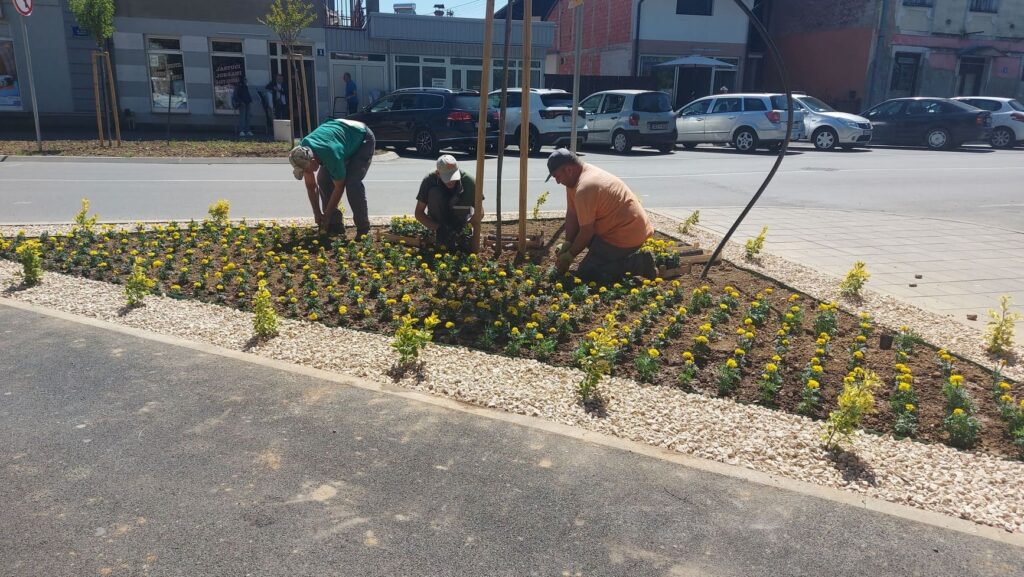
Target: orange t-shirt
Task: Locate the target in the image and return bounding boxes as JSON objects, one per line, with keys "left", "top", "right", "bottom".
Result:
{"left": 567, "top": 163, "right": 653, "bottom": 249}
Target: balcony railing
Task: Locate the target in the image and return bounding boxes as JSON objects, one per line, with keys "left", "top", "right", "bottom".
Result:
{"left": 327, "top": 0, "right": 366, "bottom": 28}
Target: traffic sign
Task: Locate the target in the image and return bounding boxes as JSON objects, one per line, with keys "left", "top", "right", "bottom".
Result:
{"left": 570, "top": 0, "right": 583, "bottom": 7}
{"left": 12, "top": 0, "right": 32, "bottom": 17}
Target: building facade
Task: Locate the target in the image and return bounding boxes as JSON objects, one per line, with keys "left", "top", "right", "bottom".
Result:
{"left": 541, "top": 0, "right": 754, "bottom": 108}
{"left": 0, "top": 0, "right": 553, "bottom": 133}
{"left": 767, "top": 0, "right": 1024, "bottom": 111}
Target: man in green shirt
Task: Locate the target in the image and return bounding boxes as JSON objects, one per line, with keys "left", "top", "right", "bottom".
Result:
{"left": 414, "top": 155, "right": 482, "bottom": 252}
{"left": 288, "top": 118, "right": 375, "bottom": 238}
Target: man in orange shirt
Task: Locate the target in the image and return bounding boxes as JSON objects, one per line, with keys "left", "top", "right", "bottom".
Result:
{"left": 545, "top": 148, "right": 657, "bottom": 283}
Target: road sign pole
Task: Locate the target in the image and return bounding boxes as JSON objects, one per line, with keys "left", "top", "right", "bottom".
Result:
{"left": 19, "top": 12, "right": 43, "bottom": 153}
{"left": 569, "top": 1, "right": 583, "bottom": 154}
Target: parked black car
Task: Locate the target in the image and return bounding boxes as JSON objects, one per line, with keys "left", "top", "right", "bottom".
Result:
{"left": 861, "top": 97, "right": 991, "bottom": 150}
{"left": 348, "top": 88, "right": 499, "bottom": 157}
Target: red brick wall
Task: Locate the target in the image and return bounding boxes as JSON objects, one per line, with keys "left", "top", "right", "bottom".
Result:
{"left": 768, "top": 27, "right": 875, "bottom": 106}
{"left": 550, "top": 0, "right": 634, "bottom": 75}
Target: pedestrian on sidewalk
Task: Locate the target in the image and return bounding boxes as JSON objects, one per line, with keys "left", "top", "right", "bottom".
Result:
{"left": 289, "top": 118, "right": 376, "bottom": 238}
{"left": 232, "top": 74, "right": 254, "bottom": 136}
{"left": 414, "top": 155, "right": 482, "bottom": 252}
{"left": 545, "top": 148, "right": 656, "bottom": 283}
{"left": 265, "top": 73, "right": 288, "bottom": 120}
{"left": 343, "top": 72, "right": 359, "bottom": 115}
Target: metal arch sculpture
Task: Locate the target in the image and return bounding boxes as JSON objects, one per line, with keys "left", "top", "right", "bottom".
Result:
{"left": 699, "top": 0, "right": 793, "bottom": 280}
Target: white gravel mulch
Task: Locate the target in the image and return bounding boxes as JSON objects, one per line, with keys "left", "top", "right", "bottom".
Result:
{"left": 2, "top": 256, "right": 1022, "bottom": 536}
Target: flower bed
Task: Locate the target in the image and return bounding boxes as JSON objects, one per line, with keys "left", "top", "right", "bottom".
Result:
{"left": 2, "top": 218, "right": 1020, "bottom": 460}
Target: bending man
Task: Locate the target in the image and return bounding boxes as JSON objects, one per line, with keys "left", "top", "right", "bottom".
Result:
{"left": 288, "top": 118, "right": 375, "bottom": 238}
{"left": 545, "top": 148, "right": 656, "bottom": 283}
{"left": 414, "top": 155, "right": 481, "bottom": 252}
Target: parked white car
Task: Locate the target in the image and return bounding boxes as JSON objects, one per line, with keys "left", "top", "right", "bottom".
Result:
{"left": 952, "top": 96, "right": 1024, "bottom": 149}
{"left": 578, "top": 90, "right": 677, "bottom": 153}
{"left": 674, "top": 93, "right": 805, "bottom": 152}
{"left": 793, "top": 94, "right": 873, "bottom": 150}
{"left": 487, "top": 88, "right": 587, "bottom": 154}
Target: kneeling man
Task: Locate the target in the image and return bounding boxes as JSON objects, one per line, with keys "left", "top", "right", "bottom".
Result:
{"left": 546, "top": 148, "right": 656, "bottom": 283}
{"left": 414, "top": 155, "right": 482, "bottom": 252}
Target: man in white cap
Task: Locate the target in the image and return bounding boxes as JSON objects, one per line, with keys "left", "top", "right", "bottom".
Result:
{"left": 414, "top": 154, "right": 481, "bottom": 252}
{"left": 288, "top": 118, "right": 375, "bottom": 238}
{"left": 545, "top": 148, "right": 656, "bottom": 283}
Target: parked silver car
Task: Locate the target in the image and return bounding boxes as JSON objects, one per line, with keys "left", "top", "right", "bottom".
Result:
{"left": 952, "top": 96, "right": 1024, "bottom": 149}
{"left": 578, "top": 90, "right": 677, "bottom": 153}
{"left": 674, "top": 93, "right": 805, "bottom": 152}
{"left": 793, "top": 94, "right": 873, "bottom": 151}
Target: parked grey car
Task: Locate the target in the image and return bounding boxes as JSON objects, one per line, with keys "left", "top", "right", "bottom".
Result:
{"left": 674, "top": 93, "right": 805, "bottom": 152}
{"left": 578, "top": 90, "right": 677, "bottom": 153}
{"left": 793, "top": 94, "right": 873, "bottom": 150}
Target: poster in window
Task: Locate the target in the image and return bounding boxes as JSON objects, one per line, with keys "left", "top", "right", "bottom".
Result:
{"left": 212, "top": 55, "right": 245, "bottom": 113}
{"left": 0, "top": 40, "right": 23, "bottom": 110}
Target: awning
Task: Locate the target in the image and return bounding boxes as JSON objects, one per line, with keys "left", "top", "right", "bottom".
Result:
{"left": 654, "top": 55, "right": 737, "bottom": 68}
{"left": 956, "top": 45, "right": 1007, "bottom": 58}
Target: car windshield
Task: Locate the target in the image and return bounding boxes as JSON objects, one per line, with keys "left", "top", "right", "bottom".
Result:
{"left": 633, "top": 92, "right": 672, "bottom": 112}
{"left": 797, "top": 96, "right": 835, "bottom": 113}
{"left": 453, "top": 95, "right": 484, "bottom": 110}
{"left": 540, "top": 93, "right": 574, "bottom": 107}
{"left": 1009, "top": 99, "right": 1024, "bottom": 112}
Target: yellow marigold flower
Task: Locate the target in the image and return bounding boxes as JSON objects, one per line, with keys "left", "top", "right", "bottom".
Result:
{"left": 630, "top": 288, "right": 640, "bottom": 295}
{"left": 744, "top": 317, "right": 753, "bottom": 326}
{"left": 999, "top": 382, "right": 1011, "bottom": 391}
{"left": 745, "top": 332, "right": 755, "bottom": 340}
{"left": 905, "top": 403, "right": 915, "bottom": 412}
{"left": 535, "top": 333, "right": 544, "bottom": 340}
{"left": 949, "top": 374, "right": 964, "bottom": 386}
{"left": 812, "top": 365, "right": 824, "bottom": 374}
{"left": 682, "top": 351, "right": 694, "bottom": 361}
{"left": 726, "top": 358, "right": 738, "bottom": 369}
{"left": 952, "top": 408, "right": 965, "bottom": 416}
{"left": 734, "top": 348, "right": 745, "bottom": 357}
{"left": 815, "top": 348, "right": 825, "bottom": 356}
{"left": 940, "top": 353, "right": 953, "bottom": 362}
{"left": 790, "top": 305, "right": 800, "bottom": 313}
{"left": 694, "top": 335, "right": 709, "bottom": 345}
{"left": 677, "top": 306, "right": 687, "bottom": 315}
{"left": 853, "top": 351, "right": 864, "bottom": 360}
{"left": 308, "top": 312, "right": 319, "bottom": 321}
{"left": 807, "top": 379, "right": 820, "bottom": 390}
{"left": 765, "top": 363, "right": 778, "bottom": 373}
{"left": 511, "top": 327, "right": 520, "bottom": 336}
{"left": 999, "top": 394, "right": 1013, "bottom": 404}
{"left": 719, "top": 303, "right": 729, "bottom": 311}
{"left": 898, "top": 382, "right": 911, "bottom": 392}
{"left": 855, "top": 335, "right": 866, "bottom": 343}
{"left": 648, "top": 348, "right": 660, "bottom": 358}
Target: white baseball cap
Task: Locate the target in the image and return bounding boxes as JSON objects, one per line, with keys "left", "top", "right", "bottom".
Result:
{"left": 436, "top": 154, "right": 462, "bottom": 184}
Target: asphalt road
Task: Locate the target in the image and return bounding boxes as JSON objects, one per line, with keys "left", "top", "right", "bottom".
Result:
{"left": 2, "top": 144, "right": 1023, "bottom": 230}
{"left": 2, "top": 303, "right": 1022, "bottom": 576}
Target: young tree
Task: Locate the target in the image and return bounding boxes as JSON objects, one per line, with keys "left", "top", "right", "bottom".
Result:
{"left": 260, "top": 0, "right": 316, "bottom": 143}
{"left": 69, "top": 0, "right": 120, "bottom": 145}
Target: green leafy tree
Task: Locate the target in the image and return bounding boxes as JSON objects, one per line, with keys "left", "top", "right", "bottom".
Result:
{"left": 68, "top": 0, "right": 115, "bottom": 49}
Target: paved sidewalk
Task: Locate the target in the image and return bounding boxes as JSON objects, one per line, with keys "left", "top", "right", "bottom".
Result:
{"left": 655, "top": 207, "right": 1024, "bottom": 329}
{"left": 2, "top": 303, "right": 1023, "bottom": 576}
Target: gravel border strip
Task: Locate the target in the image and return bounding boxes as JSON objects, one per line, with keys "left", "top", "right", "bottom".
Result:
{"left": 2, "top": 257, "right": 1022, "bottom": 535}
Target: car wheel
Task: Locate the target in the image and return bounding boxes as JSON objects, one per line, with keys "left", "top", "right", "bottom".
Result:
{"left": 925, "top": 127, "right": 951, "bottom": 150}
{"left": 733, "top": 128, "right": 758, "bottom": 153}
{"left": 813, "top": 127, "right": 839, "bottom": 151}
{"left": 656, "top": 144, "right": 674, "bottom": 153}
{"left": 681, "top": 143, "right": 698, "bottom": 149}
{"left": 528, "top": 128, "right": 542, "bottom": 155}
{"left": 414, "top": 129, "right": 439, "bottom": 157}
{"left": 990, "top": 127, "right": 1014, "bottom": 149}
{"left": 612, "top": 130, "right": 632, "bottom": 154}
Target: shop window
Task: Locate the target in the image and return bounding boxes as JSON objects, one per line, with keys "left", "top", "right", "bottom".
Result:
{"left": 676, "top": 0, "right": 713, "bottom": 16}
{"left": 211, "top": 39, "right": 245, "bottom": 114}
{"left": 890, "top": 52, "right": 920, "bottom": 92}
{"left": 147, "top": 37, "right": 188, "bottom": 112}
{"left": 902, "top": 0, "right": 932, "bottom": 6}
{"left": 0, "top": 39, "right": 23, "bottom": 111}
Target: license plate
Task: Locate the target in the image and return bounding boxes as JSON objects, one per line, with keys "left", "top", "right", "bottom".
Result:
{"left": 649, "top": 122, "right": 667, "bottom": 130}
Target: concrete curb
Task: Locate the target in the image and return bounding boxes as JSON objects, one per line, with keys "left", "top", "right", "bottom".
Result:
{"left": 0, "top": 150, "right": 401, "bottom": 164}
{"left": 1, "top": 295, "right": 1021, "bottom": 549}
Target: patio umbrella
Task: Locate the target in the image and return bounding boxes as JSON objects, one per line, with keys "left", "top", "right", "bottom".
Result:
{"left": 654, "top": 55, "right": 737, "bottom": 68}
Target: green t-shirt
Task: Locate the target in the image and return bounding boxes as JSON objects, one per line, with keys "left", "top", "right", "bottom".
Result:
{"left": 300, "top": 119, "right": 368, "bottom": 181}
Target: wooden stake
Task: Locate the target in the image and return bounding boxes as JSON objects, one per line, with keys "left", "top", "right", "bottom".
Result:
{"left": 472, "top": 0, "right": 496, "bottom": 253}
{"left": 299, "top": 53, "right": 313, "bottom": 135}
{"left": 103, "top": 52, "right": 122, "bottom": 146}
{"left": 91, "top": 52, "right": 105, "bottom": 145}
{"left": 517, "top": 0, "right": 532, "bottom": 260}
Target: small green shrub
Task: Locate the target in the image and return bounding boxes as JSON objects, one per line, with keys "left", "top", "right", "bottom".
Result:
{"left": 744, "top": 225, "right": 768, "bottom": 261}
{"left": 839, "top": 261, "right": 870, "bottom": 298}
{"left": 677, "top": 210, "right": 700, "bottom": 234}
{"left": 124, "top": 263, "right": 155, "bottom": 307}
{"left": 252, "top": 280, "right": 279, "bottom": 338}
{"left": 391, "top": 313, "right": 440, "bottom": 368}
{"left": 15, "top": 239, "right": 43, "bottom": 286}
{"left": 207, "top": 199, "right": 231, "bottom": 226}
{"left": 822, "top": 368, "right": 879, "bottom": 450}
{"left": 73, "top": 198, "right": 99, "bottom": 234}
{"left": 531, "top": 190, "right": 549, "bottom": 220}
{"left": 985, "top": 295, "right": 1021, "bottom": 357}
